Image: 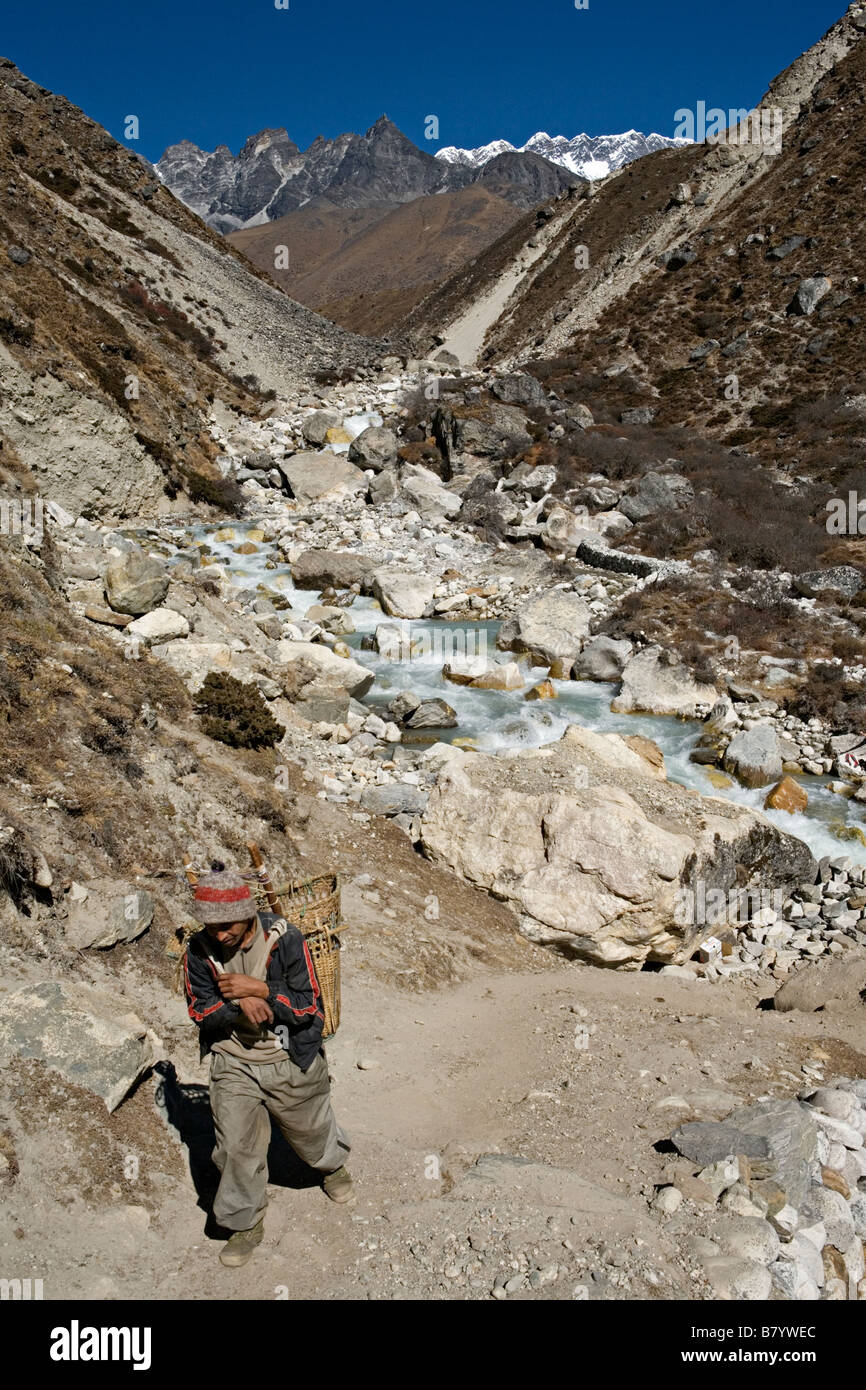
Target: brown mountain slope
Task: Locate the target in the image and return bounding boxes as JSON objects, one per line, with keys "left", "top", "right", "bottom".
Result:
{"left": 402, "top": 9, "right": 866, "bottom": 480}
{"left": 229, "top": 187, "right": 523, "bottom": 336}
{"left": 0, "top": 59, "right": 379, "bottom": 519}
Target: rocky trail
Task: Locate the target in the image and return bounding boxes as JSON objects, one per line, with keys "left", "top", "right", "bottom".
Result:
{"left": 7, "top": 945, "right": 865, "bottom": 1302}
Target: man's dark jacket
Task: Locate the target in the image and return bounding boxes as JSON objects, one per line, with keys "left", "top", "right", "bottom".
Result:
{"left": 183, "top": 912, "right": 324, "bottom": 1071}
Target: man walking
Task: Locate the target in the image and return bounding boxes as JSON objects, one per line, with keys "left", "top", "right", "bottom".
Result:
{"left": 183, "top": 862, "right": 353, "bottom": 1268}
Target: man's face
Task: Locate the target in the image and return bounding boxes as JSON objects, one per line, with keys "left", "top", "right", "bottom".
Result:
{"left": 205, "top": 916, "right": 256, "bottom": 951}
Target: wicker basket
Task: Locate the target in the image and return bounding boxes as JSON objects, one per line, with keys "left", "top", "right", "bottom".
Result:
{"left": 252, "top": 873, "right": 343, "bottom": 1039}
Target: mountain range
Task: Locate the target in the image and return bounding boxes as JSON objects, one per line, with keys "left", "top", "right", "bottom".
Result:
{"left": 156, "top": 118, "right": 686, "bottom": 334}
{"left": 436, "top": 130, "right": 691, "bottom": 181}
{"left": 156, "top": 117, "right": 580, "bottom": 232}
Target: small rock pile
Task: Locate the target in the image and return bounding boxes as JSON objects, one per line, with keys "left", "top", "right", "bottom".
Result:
{"left": 703, "top": 698, "right": 865, "bottom": 786}
{"left": 674, "top": 854, "right": 866, "bottom": 983}
{"left": 656, "top": 1081, "right": 866, "bottom": 1301}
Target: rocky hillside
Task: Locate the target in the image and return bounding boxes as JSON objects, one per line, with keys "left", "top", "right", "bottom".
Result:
{"left": 157, "top": 117, "right": 580, "bottom": 233}
{"left": 405, "top": 6, "right": 866, "bottom": 484}
{"left": 0, "top": 58, "right": 382, "bottom": 520}
{"left": 229, "top": 187, "right": 523, "bottom": 336}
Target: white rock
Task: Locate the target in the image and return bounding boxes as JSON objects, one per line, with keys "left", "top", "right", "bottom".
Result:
{"left": 807, "top": 1087, "right": 857, "bottom": 1122}
{"left": 653, "top": 1186, "right": 683, "bottom": 1214}
{"left": 702, "top": 1256, "right": 772, "bottom": 1301}
{"left": 812, "top": 1112, "right": 864, "bottom": 1150}
{"left": 844, "top": 1233, "right": 866, "bottom": 1285}
{"left": 780, "top": 1234, "right": 824, "bottom": 1288}
{"left": 126, "top": 607, "right": 189, "bottom": 646}
{"left": 716, "top": 1216, "right": 780, "bottom": 1265}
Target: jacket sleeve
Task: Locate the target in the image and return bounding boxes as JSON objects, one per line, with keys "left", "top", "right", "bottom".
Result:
{"left": 183, "top": 943, "right": 240, "bottom": 1041}
{"left": 266, "top": 928, "right": 325, "bottom": 1030}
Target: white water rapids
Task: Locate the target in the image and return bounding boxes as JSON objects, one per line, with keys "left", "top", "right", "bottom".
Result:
{"left": 187, "top": 523, "right": 866, "bottom": 868}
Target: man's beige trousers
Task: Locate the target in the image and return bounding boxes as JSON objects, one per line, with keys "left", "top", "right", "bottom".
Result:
{"left": 209, "top": 1049, "right": 351, "bottom": 1231}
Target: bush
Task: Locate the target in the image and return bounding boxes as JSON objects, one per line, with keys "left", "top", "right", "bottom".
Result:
{"left": 196, "top": 673, "right": 285, "bottom": 749}
{"left": 787, "top": 663, "right": 866, "bottom": 730}
{"left": 185, "top": 469, "right": 246, "bottom": 516}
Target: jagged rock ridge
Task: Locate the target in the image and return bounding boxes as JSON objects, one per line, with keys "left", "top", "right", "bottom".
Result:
{"left": 157, "top": 117, "right": 580, "bottom": 231}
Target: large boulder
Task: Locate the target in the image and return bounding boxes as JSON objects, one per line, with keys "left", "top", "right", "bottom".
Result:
{"left": 433, "top": 403, "right": 532, "bottom": 465}
{"left": 301, "top": 409, "right": 341, "bottom": 445}
{"left": 773, "top": 955, "right": 866, "bottom": 1016}
{"left": 404, "top": 698, "right": 457, "bottom": 729}
{"left": 619, "top": 471, "right": 694, "bottom": 523}
{"left": 419, "top": 724, "right": 815, "bottom": 968}
{"left": 793, "top": 567, "right": 862, "bottom": 601}
{"left": 360, "top": 784, "right": 429, "bottom": 817}
{"left": 290, "top": 549, "right": 376, "bottom": 591}
{"left": 541, "top": 505, "right": 599, "bottom": 552}
{"left": 490, "top": 373, "right": 548, "bottom": 409}
{"left": 612, "top": 645, "right": 717, "bottom": 718}
{"left": 278, "top": 451, "right": 366, "bottom": 504}
{"left": 573, "top": 636, "right": 633, "bottom": 682}
{"left": 274, "top": 640, "right": 374, "bottom": 717}
{"left": 65, "top": 886, "right": 154, "bottom": 951}
{"left": 724, "top": 725, "right": 783, "bottom": 788}
{"left": 104, "top": 548, "right": 169, "bottom": 616}
{"left": 369, "top": 468, "right": 399, "bottom": 505}
{"left": 400, "top": 464, "right": 461, "bottom": 519}
{"left": 348, "top": 426, "right": 398, "bottom": 472}
{"left": 373, "top": 567, "right": 436, "bottom": 619}
{"left": 0, "top": 980, "right": 161, "bottom": 1111}
{"left": 497, "top": 589, "right": 591, "bottom": 666}
{"left": 459, "top": 492, "right": 522, "bottom": 532}
{"left": 674, "top": 1100, "right": 819, "bottom": 1210}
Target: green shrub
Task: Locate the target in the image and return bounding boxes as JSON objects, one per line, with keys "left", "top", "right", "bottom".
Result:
{"left": 196, "top": 673, "right": 285, "bottom": 749}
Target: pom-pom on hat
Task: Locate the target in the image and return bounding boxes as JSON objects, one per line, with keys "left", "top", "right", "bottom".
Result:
{"left": 191, "top": 861, "right": 258, "bottom": 925}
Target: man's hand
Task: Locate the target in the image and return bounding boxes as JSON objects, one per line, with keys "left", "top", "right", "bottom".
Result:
{"left": 218, "top": 974, "right": 269, "bottom": 1001}
{"left": 238, "top": 997, "right": 274, "bottom": 1027}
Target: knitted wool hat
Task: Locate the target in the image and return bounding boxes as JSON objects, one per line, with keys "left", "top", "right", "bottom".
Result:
{"left": 191, "top": 861, "right": 258, "bottom": 925}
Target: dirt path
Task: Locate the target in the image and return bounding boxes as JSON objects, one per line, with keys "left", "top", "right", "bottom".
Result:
{"left": 11, "top": 943, "right": 859, "bottom": 1303}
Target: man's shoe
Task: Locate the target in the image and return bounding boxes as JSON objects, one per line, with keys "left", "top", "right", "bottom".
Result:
{"left": 323, "top": 1166, "right": 355, "bottom": 1205}
{"left": 219, "top": 1218, "right": 264, "bottom": 1267}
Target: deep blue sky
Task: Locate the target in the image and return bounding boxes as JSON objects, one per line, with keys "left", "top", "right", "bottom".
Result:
{"left": 2, "top": 0, "right": 844, "bottom": 161}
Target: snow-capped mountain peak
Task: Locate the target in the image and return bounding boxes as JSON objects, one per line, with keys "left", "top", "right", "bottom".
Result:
{"left": 436, "top": 129, "right": 691, "bottom": 181}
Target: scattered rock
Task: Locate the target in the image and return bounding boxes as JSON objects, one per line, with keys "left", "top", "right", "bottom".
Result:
{"left": 126, "top": 607, "right": 190, "bottom": 647}
{"left": 724, "top": 725, "right": 783, "bottom": 788}
{"left": 104, "top": 548, "right": 169, "bottom": 616}
{"left": 788, "top": 276, "right": 832, "bottom": 317}
{"left": 764, "top": 776, "right": 808, "bottom": 814}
